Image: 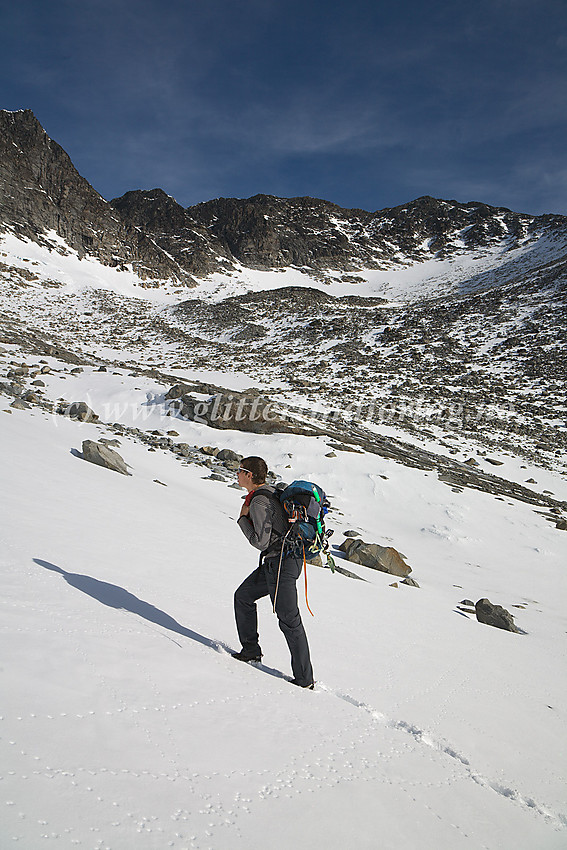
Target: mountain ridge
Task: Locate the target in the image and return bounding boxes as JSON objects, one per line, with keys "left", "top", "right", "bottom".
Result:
{"left": 1, "top": 109, "right": 565, "bottom": 474}
{"left": 0, "top": 109, "right": 187, "bottom": 283}
{"left": 112, "top": 187, "right": 563, "bottom": 278}
{"left": 3, "top": 109, "right": 567, "bottom": 290}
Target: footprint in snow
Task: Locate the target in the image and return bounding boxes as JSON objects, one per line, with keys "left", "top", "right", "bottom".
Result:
{"left": 316, "top": 681, "right": 566, "bottom": 828}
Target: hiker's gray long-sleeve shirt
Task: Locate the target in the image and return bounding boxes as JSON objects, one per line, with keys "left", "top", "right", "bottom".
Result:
{"left": 237, "top": 485, "right": 288, "bottom": 553}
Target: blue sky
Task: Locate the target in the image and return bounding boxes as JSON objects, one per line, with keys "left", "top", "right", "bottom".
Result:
{"left": 2, "top": 0, "right": 566, "bottom": 214}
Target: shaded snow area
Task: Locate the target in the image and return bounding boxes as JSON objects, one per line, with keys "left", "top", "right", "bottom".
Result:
{"left": 1, "top": 363, "right": 566, "bottom": 850}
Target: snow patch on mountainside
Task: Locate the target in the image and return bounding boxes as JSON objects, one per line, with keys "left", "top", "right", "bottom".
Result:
{"left": 0, "top": 232, "right": 183, "bottom": 303}
{"left": 4, "top": 223, "right": 566, "bottom": 306}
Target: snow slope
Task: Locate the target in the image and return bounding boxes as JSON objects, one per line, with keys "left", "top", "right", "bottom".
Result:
{"left": 3, "top": 224, "right": 566, "bottom": 305}
{"left": 187, "top": 231, "right": 567, "bottom": 304}
{"left": 0, "top": 232, "right": 183, "bottom": 304}
{"left": 1, "top": 362, "right": 566, "bottom": 850}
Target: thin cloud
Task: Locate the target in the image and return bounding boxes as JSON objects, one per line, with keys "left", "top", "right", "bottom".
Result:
{"left": 200, "top": 94, "right": 403, "bottom": 157}
{"left": 3, "top": 0, "right": 567, "bottom": 214}
{"left": 402, "top": 153, "right": 567, "bottom": 215}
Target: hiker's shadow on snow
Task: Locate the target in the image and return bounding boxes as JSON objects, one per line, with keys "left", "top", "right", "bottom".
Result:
{"left": 33, "top": 558, "right": 233, "bottom": 653}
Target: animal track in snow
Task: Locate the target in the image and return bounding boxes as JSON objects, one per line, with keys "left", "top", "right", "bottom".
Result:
{"left": 316, "top": 682, "right": 567, "bottom": 828}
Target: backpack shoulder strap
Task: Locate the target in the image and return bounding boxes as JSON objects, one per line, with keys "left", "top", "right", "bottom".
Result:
{"left": 249, "top": 486, "right": 281, "bottom": 505}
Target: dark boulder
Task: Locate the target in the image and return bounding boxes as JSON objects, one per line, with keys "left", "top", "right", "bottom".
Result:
{"left": 475, "top": 598, "right": 519, "bottom": 633}
{"left": 59, "top": 401, "right": 99, "bottom": 422}
{"left": 216, "top": 448, "right": 243, "bottom": 462}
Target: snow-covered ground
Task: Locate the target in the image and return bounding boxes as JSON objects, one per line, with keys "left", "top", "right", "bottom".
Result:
{"left": 0, "top": 232, "right": 184, "bottom": 304}
{"left": 1, "top": 362, "right": 566, "bottom": 849}
{"left": 3, "top": 225, "right": 565, "bottom": 306}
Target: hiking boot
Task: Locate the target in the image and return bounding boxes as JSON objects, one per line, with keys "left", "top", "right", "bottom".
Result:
{"left": 231, "top": 648, "right": 262, "bottom": 663}
{"left": 290, "top": 679, "right": 315, "bottom": 690}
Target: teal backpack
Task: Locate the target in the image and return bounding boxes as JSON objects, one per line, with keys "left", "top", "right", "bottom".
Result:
{"left": 276, "top": 480, "right": 335, "bottom": 570}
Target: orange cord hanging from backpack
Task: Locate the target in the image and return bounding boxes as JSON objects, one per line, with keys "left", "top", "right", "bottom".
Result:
{"left": 303, "top": 545, "right": 314, "bottom": 617}
{"left": 273, "top": 518, "right": 314, "bottom": 617}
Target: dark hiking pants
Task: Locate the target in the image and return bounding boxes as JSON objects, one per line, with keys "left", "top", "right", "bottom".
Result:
{"left": 234, "top": 554, "right": 314, "bottom": 687}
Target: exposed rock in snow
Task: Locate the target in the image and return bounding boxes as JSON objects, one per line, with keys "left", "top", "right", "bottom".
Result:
{"left": 339, "top": 538, "right": 412, "bottom": 577}
{"left": 475, "top": 597, "right": 520, "bottom": 633}
{"left": 60, "top": 400, "right": 99, "bottom": 422}
{"left": 82, "top": 438, "right": 130, "bottom": 475}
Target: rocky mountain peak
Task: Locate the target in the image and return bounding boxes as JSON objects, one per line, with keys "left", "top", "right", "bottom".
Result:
{"left": 111, "top": 188, "right": 191, "bottom": 233}
{"left": 2, "top": 110, "right": 567, "bottom": 290}
{"left": 0, "top": 108, "right": 107, "bottom": 245}
{"left": 0, "top": 110, "right": 188, "bottom": 283}
{"left": 1, "top": 108, "right": 50, "bottom": 147}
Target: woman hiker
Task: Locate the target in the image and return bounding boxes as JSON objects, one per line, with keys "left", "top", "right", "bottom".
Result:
{"left": 233, "top": 456, "right": 314, "bottom": 689}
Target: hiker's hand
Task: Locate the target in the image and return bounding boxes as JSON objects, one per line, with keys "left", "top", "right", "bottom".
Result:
{"left": 239, "top": 503, "right": 250, "bottom": 518}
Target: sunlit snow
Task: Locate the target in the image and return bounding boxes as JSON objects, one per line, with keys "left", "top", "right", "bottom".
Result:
{"left": 1, "top": 361, "right": 566, "bottom": 849}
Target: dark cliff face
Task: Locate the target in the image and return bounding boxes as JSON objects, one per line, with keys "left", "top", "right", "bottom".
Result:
{"left": 185, "top": 194, "right": 370, "bottom": 269}
{"left": 110, "top": 188, "right": 234, "bottom": 276}
{"left": 2, "top": 109, "right": 567, "bottom": 284}
{"left": 114, "top": 189, "right": 562, "bottom": 276}
{"left": 0, "top": 110, "right": 186, "bottom": 282}
{"left": 0, "top": 109, "right": 117, "bottom": 255}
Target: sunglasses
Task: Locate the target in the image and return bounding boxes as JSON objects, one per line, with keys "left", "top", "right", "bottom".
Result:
{"left": 237, "top": 468, "right": 251, "bottom": 475}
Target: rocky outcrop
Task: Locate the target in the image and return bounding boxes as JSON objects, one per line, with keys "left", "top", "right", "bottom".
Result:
{"left": 59, "top": 401, "right": 98, "bottom": 422}
{"left": 338, "top": 538, "right": 412, "bottom": 577}
{"left": 82, "top": 440, "right": 130, "bottom": 475}
{"left": 110, "top": 188, "right": 233, "bottom": 278}
{"left": 475, "top": 598, "right": 519, "bottom": 633}
{"left": 0, "top": 110, "right": 187, "bottom": 283}
{"left": 186, "top": 194, "right": 369, "bottom": 270}
{"left": 168, "top": 388, "right": 324, "bottom": 436}
{"left": 110, "top": 188, "right": 565, "bottom": 280}
{"left": 5, "top": 110, "right": 564, "bottom": 285}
